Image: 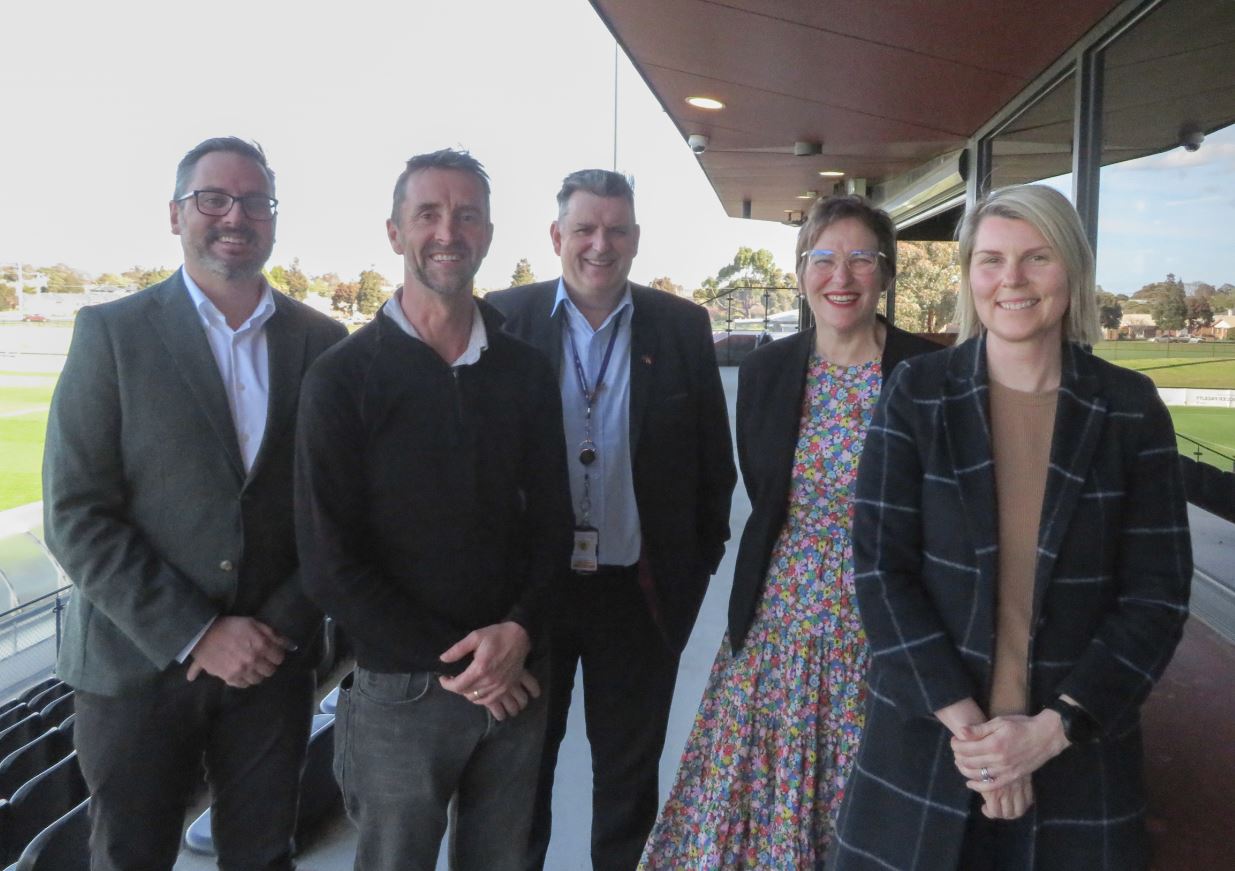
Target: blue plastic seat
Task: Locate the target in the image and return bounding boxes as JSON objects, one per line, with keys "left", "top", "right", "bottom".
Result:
{"left": 0, "top": 752, "right": 88, "bottom": 865}
{"left": 13, "top": 796, "right": 88, "bottom": 871}
{"left": 183, "top": 714, "right": 338, "bottom": 857}
{"left": 0, "top": 718, "right": 43, "bottom": 767}
{"left": 0, "top": 705, "right": 30, "bottom": 734}
{"left": 36, "top": 694, "right": 73, "bottom": 730}
{"left": 23, "top": 685, "right": 69, "bottom": 715}
{"left": 16, "top": 680, "right": 58, "bottom": 708}
{"left": 0, "top": 730, "right": 71, "bottom": 800}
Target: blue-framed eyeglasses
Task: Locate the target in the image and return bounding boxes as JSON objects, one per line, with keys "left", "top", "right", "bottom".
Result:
{"left": 800, "top": 249, "right": 885, "bottom": 277}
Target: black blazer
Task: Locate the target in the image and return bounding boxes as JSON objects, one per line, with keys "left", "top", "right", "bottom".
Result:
{"left": 486, "top": 280, "right": 737, "bottom": 653}
{"left": 727, "top": 317, "right": 941, "bottom": 651}
{"left": 835, "top": 335, "right": 1192, "bottom": 871}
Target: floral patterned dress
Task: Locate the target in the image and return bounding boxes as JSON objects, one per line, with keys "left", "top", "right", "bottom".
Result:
{"left": 640, "top": 356, "right": 882, "bottom": 870}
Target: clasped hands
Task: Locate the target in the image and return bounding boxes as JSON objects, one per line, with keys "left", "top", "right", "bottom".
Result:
{"left": 936, "top": 698, "right": 1071, "bottom": 820}
{"left": 437, "top": 621, "right": 539, "bottom": 721}
{"left": 188, "top": 616, "right": 295, "bottom": 688}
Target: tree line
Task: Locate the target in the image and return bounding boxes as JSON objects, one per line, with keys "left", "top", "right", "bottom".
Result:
{"left": 4, "top": 245, "right": 969, "bottom": 335}
{"left": 1104, "top": 274, "right": 1235, "bottom": 333}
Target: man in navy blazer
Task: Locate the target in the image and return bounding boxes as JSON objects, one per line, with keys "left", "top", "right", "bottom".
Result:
{"left": 486, "top": 169, "right": 736, "bottom": 870}
{"left": 43, "top": 137, "right": 345, "bottom": 870}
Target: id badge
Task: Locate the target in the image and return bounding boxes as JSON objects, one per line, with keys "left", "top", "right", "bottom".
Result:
{"left": 571, "top": 526, "right": 600, "bottom": 573}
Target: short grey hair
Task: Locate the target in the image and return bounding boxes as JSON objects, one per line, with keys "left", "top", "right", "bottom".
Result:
{"left": 391, "top": 149, "right": 491, "bottom": 221}
{"left": 955, "top": 184, "right": 1100, "bottom": 345}
{"left": 556, "top": 169, "right": 635, "bottom": 220}
{"left": 174, "top": 137, "right": 274, "bottom": 200}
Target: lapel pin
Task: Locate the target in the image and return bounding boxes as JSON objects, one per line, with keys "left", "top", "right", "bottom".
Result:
{"left": 641, "top": 354, "right": 654, "bottom": 366}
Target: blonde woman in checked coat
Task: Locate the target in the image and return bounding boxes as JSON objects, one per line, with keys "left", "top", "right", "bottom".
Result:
{"left": 834, "top": 185, "right": 1191, "bottom": 871}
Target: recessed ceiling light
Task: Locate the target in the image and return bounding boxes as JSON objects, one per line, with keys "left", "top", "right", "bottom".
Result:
{"left": 818, "top": 170, "right": 844, "bottom": 177}
{"left": 686, "top": 96, "right": 725, "bottom": 110}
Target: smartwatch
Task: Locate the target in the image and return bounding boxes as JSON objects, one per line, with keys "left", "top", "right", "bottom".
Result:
{"left": 1045, "top": 696, "right": 1098, "bottom": 744}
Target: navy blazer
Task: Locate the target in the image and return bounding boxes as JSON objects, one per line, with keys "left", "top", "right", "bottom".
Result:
{"left": 486, "top": 280, "right": 737, "bottom": 653}
{"left": 835, "top": 335, "right": 1192, "bottom": 871}
{"left": 727, "top": 317, "right": 941, "bottom": 650}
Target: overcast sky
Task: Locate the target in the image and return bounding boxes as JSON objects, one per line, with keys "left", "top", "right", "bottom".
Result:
{"left": 2, "top": 0, "right": 1231, "bottom": 298}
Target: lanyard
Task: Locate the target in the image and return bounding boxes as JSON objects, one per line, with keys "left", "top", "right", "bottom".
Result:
{"left": 564, "top": 307, "right": 625, "bottom": 526}
{"left": 565, "top": 307, "right": 625, "bottom": 412}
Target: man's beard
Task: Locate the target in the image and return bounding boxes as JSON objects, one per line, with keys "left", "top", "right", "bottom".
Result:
{"left": 197, "top": 227, "right": 273, "bottom": 281}
{"left": 413, "top": 247, "right": 476, "bottom": 297}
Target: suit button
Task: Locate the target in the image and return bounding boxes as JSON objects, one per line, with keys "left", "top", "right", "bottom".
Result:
{"left": 219, "top": 560, "right": 234, "bottom": 572}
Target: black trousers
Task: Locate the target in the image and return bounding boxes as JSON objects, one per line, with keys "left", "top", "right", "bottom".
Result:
{"left": 526, "top": 567, "right": 681, "bottom": 871}
{"left": 74, "top": 661, "right": 314, "bottom": 871}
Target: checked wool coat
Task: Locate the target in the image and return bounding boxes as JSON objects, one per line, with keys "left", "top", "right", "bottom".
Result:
{"left": 834, "top": 335, "right": 1191, "bottom": 871}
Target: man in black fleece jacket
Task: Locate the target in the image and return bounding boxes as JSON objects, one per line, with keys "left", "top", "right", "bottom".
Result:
{"left": 295, "top": 149, "right": 572, "bottom": 871}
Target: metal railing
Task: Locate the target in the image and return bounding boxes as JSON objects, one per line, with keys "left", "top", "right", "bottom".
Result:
{"left": 696, "top": 284, "right": 805, "bottom": 365}
{"left": 0, "top": 585, "right": 70, "bottom": 701}
{"left": 1178, "top": 433, "right": 1235, "bottom": 471}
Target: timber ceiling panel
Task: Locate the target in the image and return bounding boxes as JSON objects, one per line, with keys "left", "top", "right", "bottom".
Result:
{"left": 592, "top": 0, "right": 1122, "bottom": 223}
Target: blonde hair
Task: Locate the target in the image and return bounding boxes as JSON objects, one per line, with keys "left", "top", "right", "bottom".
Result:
{"left": 955, "top": 184, "right": 1100, "bottom": 345}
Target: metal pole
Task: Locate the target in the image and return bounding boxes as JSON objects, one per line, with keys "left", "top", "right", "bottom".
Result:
{"left": 613, "top": 44, "right": 619, "bottom": 171}
{"left": 54, "top": 591, "right": 64, "bottom": 653}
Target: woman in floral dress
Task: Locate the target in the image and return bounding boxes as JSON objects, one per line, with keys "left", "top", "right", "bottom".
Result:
{"left": 641, "top": 195, "right": 939, "bottom": 869}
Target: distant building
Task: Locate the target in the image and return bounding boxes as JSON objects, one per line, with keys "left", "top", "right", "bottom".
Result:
{"left": 1120, "top": 312, "right": 1158, "bottom": 339}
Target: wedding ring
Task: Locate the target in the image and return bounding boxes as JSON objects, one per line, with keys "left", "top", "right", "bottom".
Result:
{"left": 980, "top": 767, "right": 993, "bottom": 783}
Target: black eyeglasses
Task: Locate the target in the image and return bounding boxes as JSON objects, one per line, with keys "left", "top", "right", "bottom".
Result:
{"left": 176, "top": 190, "right": 278, "bottom": 221}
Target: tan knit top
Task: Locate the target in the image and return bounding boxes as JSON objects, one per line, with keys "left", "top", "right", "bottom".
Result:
{"left": 988, "top": 378, "right": 1058, "bottom": 717}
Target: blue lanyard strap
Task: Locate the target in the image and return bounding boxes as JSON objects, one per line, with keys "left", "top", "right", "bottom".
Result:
{"left": 565, "top": 308, "right": 625, "bottom": 411}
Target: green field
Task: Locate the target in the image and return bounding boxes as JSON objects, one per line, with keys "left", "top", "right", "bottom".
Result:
{"left": 0, "top": 372, "right": 55, "bottom": 511}
{"left": 1092, "top": 340, "right": 1235, "bottom": 389}
{"left": 0, "top": 340, "right": 1233, "bottom": 513}
{"left": 1169, "top": 406, "right": 1235, "bottom": 468}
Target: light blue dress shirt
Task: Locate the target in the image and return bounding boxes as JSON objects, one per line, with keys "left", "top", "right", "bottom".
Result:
{"left": 553, "top": 279, "right": 641, "bottom": 567}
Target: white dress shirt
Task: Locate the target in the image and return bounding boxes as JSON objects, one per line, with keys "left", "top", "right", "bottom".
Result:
{"left": 177, "top": 267, "right": 277, "bottom": 661}
{"left": 182, "top": 267, "right": 276, "bottom": 474}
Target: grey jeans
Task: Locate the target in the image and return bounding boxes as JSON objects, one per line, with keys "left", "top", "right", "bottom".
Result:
{"left": 334, "top": 666, "right": 546, "bottom": 871}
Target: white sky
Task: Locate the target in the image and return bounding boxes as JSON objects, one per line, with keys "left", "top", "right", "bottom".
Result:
{"left": 0, "top": 0, "right": 797, "bottom": 292}
{"left": 2, "top": 0, "right": 1231, "bottom": 297}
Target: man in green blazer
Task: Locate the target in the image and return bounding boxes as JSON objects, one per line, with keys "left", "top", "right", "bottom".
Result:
{"left": 42, "top": 137, "right": 345, "bottom": 870}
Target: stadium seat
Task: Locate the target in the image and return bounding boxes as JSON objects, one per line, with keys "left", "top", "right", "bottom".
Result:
{"left": 23, "top": 684, "right": 69, "bottom": 714}
{"left": 36, "top": 694, "right": 72, "bottom": 730}
{"left": 54, "top": 716, "right": 73, "bottom": 741}
{"left": 295, "top": 714, "right": 340, "bottom": 850}
{"left": 0, "top": 752, "right": 88, "bottom": 865}
{"left": 0, "top": 730, "right": 71, "bottom": 800}
{"left": 16, "top": 680, "right": 58, "bottom": 708}
{"left": 184, "top": 714, "right": 338, "bottom": 857}
{"left": 0, "top": 705, "right": 29, "bottom": 734}
{"left": 0, "top": 717, "right": 43, "bottom": 765}
{"left": 0, "top": 797, "right": 9, "bottom": 862}
{"left": 13, "top": 796, "right": 89, "bottom": 871}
